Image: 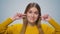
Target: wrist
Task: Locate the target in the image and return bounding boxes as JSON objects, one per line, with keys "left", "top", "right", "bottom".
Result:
{"left": 10, "top": 17, "right": 16, "bottom": 21}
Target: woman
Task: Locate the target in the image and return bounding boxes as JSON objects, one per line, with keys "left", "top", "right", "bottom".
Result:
{"left": 0, "top": 2, "right": 60, "bottom": 34}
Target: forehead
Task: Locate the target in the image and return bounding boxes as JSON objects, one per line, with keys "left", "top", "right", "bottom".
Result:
{"left": 28, "top": 7, "right": 38, "bottom": 12}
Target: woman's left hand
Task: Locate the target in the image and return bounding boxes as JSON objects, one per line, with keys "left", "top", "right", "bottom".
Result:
{"left": 41, "top": 14, "right": 51, "bottom": 21}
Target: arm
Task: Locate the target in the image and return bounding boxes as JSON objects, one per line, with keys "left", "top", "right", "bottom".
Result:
{"left": 48, "top": 18, "right": 60, "bottom": 34}
{"left": 0, "top": 18, "right": 13, "bottom": 34}
{"left": 0, "top": 13, "right": 26, "bottom": 34}
{"left": 41, "top": 14, "right": 60, "bottom": 34}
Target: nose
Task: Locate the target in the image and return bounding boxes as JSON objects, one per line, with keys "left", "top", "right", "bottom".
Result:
{"left": 31, "top": 13, "right": 34, "bottom": 17}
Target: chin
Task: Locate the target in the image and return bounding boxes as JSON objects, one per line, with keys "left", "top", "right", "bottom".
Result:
{"left": 30, "top": 20, "right": 35, "bottom": 23}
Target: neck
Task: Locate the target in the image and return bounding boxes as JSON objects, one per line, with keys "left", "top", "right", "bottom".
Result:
{"left": 27, "top": 22, "right": 36, "bottom": 27}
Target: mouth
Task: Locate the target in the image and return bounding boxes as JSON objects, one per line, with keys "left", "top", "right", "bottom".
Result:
{"left": 30, "top": 18, "right": 35, "bottom": 20}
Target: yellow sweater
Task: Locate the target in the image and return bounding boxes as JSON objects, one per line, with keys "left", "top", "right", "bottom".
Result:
{"left": 0, "top": 18, "right": 60, "bottom": 34}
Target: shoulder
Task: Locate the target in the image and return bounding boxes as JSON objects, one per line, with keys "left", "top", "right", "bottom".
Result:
{"left": 8, "top": 24, "right": 23, "bottom": 29}
{"left": 7, "top": 24, "right": 23, "bottom": 31}
{"left": 41, "top": 24, "right": 55, "bottom": 33}
{"left": 7, "top": 24, "right": 23, "bottom": 32}
{"left": 4, "top": 24, "right": 23, "bottom": 34}
{"left": 41, "top": 23, "right": 54, "bottom": 29}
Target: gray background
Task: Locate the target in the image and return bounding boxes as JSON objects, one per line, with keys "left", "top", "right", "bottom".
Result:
{"left": 0, "top": 0, "right": 60, "bottom": 25}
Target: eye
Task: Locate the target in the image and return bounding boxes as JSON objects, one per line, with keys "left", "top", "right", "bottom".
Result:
{"left": 34, "top": 11, "right": 39, "bottom": 15}
{"left": 28, "top": 10, "right": 32, "bottom": 14}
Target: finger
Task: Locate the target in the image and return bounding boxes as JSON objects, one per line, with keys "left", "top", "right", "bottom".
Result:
{"left": 18, "top": 14, "right": 26, "bottom": 18}
{"left": 40, "top": 16, "right": 43, "bottom": 18}
{"left": 21, "top": 14, "right": 26, "bottom": 18}
{"left": 22, "top": 14, "right": 26, "bottom": 16}
{"left": 16, "top": 13, "right": 23, "bottom": 17}
{"left": 40, "top": 16, "right": 44, "bottom": 19}
{"left": 16, "top": 13, "right": 21, "bottom": 16}
{"left": 40, "top": 16, "right": 46, "bottom": 20}
{"left": 22, "top": 15, "right": 26, "bottom": 19}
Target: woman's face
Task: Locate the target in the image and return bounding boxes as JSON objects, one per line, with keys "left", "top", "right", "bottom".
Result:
{"left": 26, "top": 7, "right": 39, "bottom": 24}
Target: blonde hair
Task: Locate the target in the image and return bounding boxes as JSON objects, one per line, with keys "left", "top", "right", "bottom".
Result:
{"left": 20, "top": 2, "right": 44, "bottom": 34}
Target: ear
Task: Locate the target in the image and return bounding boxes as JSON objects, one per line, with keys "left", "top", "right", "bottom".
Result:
{"left": 22, "top": 14, "right": 27, "bottom": 19}
{"left": 39, "top": 16, "right": 42, "bottom": 20}
{"left": 23, "top": 16, "right": 28, "bottom": 26}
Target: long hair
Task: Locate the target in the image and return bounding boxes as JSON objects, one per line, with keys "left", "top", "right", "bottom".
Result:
{"left": 20, "top": 2, "right": 44, "bottom": 34}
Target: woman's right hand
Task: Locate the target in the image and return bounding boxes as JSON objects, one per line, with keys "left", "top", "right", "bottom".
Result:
{"left": 11, "top": 13, "right": 26, "bottom": 21}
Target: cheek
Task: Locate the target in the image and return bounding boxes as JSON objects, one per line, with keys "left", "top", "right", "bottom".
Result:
{"left": 27, "top": 13, "right": 31, "bottom": 17}
{"left": 26, "top": 13, "right": 31, "bottom": 19}
{"left": 34, "top": 15, "right": 39, "bottom": 20}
